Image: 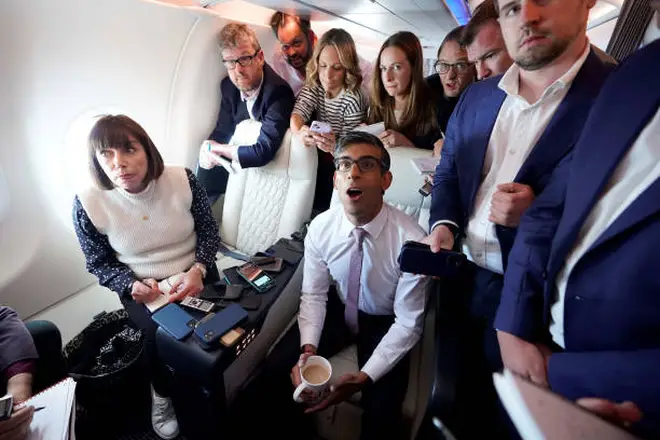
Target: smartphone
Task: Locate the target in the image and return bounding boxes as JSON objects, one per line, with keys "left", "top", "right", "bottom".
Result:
{"left": 419, "top": 180, "right": 433, "bottom": 197}
{"left": 237, "top": 262, "right": 276, "bottom": 293}
{"left": 257, "top": 258, "right": 284, "bottom": 273}
{"left": 240, "top": 293, "right": 262, "bottom": 311}
{"left": 152, "top": 303, "right": 197, "bottom": 340}
{"left": 0, "top": 395, "right": 13, "bottom": 421}
{"left": 250, "top": 255, "right": 276, "bottom": 266}
{"left": 310, "top": 120, "right": 332, "bottom": 134}
{"left": 223, "top": 267, "right": 246, "bottom": 286}
{"left": 223, "top": 284, "right": 244, "bottom": 300}
{"left": 180, "top": 296, "right": 215, "bottom": 313}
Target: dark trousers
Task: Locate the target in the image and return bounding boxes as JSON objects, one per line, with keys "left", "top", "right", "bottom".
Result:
{"left": 231, "top": 289, "right": 410, "bottom": 440}
{"left": 121, "top": 266, "right": 222, "bottom": 397}
{"left": 121, "top": 298, "right": 174, "bottom": 397}
{"left": 446, "top": 262, "right": 518, "bottom": 439}
{"left": 196, "top": 165, "right": 228, "bottom": 206}
{"left": 25, "top": 320, "right": 68, "bottom": 394}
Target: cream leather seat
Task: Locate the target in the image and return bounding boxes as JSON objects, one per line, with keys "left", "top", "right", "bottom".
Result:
{"left": 220, "top": 131, "right": 318, "bottom": 403}
{"left": 318, "top": 146, "right": 437, "bottom": 440}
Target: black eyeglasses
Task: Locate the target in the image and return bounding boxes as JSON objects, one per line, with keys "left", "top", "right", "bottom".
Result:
{"left": 334, "top": 156, "right": 386, "bottom": 173}
{"left": 222, "top": 50, "right": 261, "bottom": 70}
{"left": 435, "top": 61, "right": 473, "bottom": 74}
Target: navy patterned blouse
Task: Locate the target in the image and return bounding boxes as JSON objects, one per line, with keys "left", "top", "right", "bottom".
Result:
{"left": 72, "top": 168, "right": 220, "bottom": 298}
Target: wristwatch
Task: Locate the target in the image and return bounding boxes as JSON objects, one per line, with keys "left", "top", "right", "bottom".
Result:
{"left": 190, "top": 262, "right": 207, "bottom": 279}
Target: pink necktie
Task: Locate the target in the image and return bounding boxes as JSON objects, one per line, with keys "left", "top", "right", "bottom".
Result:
{"left": 345, "top": 228, "right": 366, "bottom": 334}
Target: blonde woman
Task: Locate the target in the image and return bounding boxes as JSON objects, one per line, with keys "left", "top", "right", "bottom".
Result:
{"left": 290, "top": 28, "right": 368, "bottom": 211}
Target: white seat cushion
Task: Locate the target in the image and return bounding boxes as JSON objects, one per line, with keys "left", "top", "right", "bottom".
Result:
{"left": 221, "top": 130, "right": 317, "bottom": 255}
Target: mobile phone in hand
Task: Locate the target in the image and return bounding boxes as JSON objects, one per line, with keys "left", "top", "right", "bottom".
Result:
{"left": 310, "top": 121, "right": 332, "bottom": 134}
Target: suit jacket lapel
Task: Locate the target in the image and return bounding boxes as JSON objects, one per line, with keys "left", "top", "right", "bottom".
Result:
{"left": 549, "top": 42, "right": 660, "bottom": 275}
{"left": 515, "top": 51, "right": 608, "bottom": 189}
{"left": 463, "top": 88, "right": 506, "bottom": 213}
{"left": 590, "top": 179, "right": 660, "bottom": 251}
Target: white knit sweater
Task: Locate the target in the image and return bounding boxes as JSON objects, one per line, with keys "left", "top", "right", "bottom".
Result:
{"left": 77, "top": 167, "right": 197, "bottom": 280}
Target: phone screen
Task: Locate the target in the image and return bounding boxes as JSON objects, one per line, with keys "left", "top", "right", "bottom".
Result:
{"left": 238, "top": 263, "right": 263, "bottom": 282}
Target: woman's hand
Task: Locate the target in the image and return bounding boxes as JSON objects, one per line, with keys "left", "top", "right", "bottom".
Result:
{"left": 131, "top": 280, "right": 160, "bottom": 304}
{"left": 378, "top": 129, "right": 413, "bottom": 148}
{"left": 298, "top": 125, "right": 316, "bottom": 148}
{"left": 312, "top": 131, "right": 336, "bottom": 155}
{"left": 168, "top": 267, "right": 204, "bottom": 302}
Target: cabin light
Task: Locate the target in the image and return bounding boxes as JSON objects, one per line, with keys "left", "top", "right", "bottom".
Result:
{"left": 443, "top": 0, "right": 472, "bottom": 25}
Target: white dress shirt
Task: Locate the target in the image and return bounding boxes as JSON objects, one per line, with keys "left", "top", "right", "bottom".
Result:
{"left": 433, "top": 43, "right": 590, "bottom": 274}
{"left": 270, "top": 49, "right": 374, "bottom": 98}
{"left": 298, "top": 203, "right": 428, "bottom": 382}
{"left": 550, "top": 108, "right": 660, "bottom": 348}
{"left": 229, "top": 74, "right": 264, "bottom": 165}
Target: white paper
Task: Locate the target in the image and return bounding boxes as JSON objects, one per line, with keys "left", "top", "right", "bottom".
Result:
{"left": 353, "top": 122, "right": 385, "bottom": 137}
{"left": 24, "top": 377, "right": 77, "bottom": 440}
{"left": 144, "top": 273, "right": 185, "bottom": 313}
{"left": 410, "top": 156, "right": 440, "bottom": 175}
{"left": 494, "top": 368, "right": 639, "bottom": 440}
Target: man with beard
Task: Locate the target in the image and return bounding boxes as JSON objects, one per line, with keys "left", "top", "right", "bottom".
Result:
{"left": 197, "top": 22, "right": 295, "bottom": 203}
{"left": 421, "top": 0, "right": 615, "bottom": 437}
{"left": 269, "top": 12, "right": 373, "bottom": 97}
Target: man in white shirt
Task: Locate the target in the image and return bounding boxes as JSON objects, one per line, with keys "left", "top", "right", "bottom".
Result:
{"left": 422, "top": 0, "right": 614, "bottom": 437}
{"left": 289, "top": 131, "right": 428, "bottom": 439}
{"left": 269, "top": 12, "right": 373, "bottom": 97}
{"left": 495, "top": 33, "right": 660, "bottom": 440}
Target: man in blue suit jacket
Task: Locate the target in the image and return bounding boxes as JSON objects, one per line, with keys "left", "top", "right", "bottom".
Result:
{"left": 495, "top": 35, "right": 660, "bottom": 438}
{"left": 197, "top": 23, "right": 295, "bottom": 203}
{"left": 423, "top": 0, "right": 613, "bottom": 437}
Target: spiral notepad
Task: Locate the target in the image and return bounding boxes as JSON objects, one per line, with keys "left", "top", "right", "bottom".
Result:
{"left": 22, "top": 377, "right": 77, "bottom": 440}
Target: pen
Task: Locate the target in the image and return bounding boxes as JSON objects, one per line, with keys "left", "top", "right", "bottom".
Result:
{"left": 33, "top": 406, "right": 46, "bottom": 412}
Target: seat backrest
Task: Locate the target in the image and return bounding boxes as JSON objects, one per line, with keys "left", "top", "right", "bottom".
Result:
{"left": 331, "top": 147, "right": 433, "bottom": 232}
{"left": 221, "top": 131, "right": 317, "bottom": 255}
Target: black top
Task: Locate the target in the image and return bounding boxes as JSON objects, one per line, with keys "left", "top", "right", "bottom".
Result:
{"left": 426, "top": 73, "right": 460, "bottom": 134}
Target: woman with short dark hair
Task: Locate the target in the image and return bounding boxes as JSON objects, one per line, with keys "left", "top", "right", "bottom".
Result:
{"left": 72, "top": 114, "right": 220, "bottom": 440}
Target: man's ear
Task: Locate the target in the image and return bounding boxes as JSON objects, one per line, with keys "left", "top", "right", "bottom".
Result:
{"left": 333, "top": 171, "right": 338, "bottom": 190}
{"left": 381, "top": 170, "right": 393, "bottom": 192}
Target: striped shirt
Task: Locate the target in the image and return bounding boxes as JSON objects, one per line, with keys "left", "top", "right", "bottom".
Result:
{"left": 293, "top": 84, "right": 367, "bottom": 136}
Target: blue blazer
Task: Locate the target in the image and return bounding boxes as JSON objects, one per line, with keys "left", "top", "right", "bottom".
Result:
{"left": 209, "top": 63, "right": 295, "bottom": 168}
{"left": 429, "top": 49, "right": 613, "bottom": 271}
{"left": 495, "top": 39, "right": 660, "bottom": 437}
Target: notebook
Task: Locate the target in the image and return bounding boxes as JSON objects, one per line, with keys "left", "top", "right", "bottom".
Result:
{"left": 493, "top": 368, "right": 639, "bottom": 440}
{"left": 410, "top": 156, "right": 440, "bottom": 175}
{"left": 353, "top": 122, "right": 385, "bottom": 136}
{"left": 144, "top": 273, "right": 185, "bottom": 313}
{"left": 20, "top": 377, "right": 77, "bottom": 440}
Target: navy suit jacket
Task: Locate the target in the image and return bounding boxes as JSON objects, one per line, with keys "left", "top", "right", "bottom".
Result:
{"left": 429, "top": 49, "right": 613, "bottom": 272}
{"left": 495, "top": 39, "right": 660, "bottom": 437}
{"left": 209, "top": 63, "right": 294, "bottom": 168}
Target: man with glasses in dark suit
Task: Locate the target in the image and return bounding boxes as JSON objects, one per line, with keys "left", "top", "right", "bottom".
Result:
{"left": 197, "top": 22, "right": 295, "bottom": 204}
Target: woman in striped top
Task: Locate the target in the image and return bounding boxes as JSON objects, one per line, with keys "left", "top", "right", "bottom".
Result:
{"left": 290, "top": 28, "right": 368, "bottom": 211}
